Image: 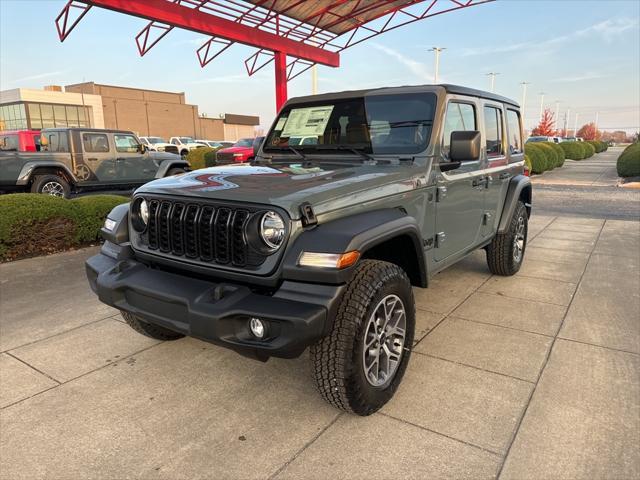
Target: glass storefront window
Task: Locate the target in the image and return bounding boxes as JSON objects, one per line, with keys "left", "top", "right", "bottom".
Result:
{"left": 66, "top": 105, "right": 79, "bottom": 127}
{"left": 53, "top": 105, "right": 67, "bottom": 127}
{"left": 28, "top": 103, "right": 42, "bottom": 129}
{"left": 40, "top": 104, "right": 55, "bottom": 129}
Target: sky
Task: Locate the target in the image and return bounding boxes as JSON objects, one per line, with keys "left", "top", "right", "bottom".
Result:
{"left": 1, "top": 0, "right": 639, "bottom": 134}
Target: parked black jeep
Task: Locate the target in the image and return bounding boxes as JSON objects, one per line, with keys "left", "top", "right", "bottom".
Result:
{"left": 86, "top": 85, "right": 531, "bottom": 415}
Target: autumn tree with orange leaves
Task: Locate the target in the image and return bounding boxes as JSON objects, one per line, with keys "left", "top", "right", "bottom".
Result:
{"left": 577, "top": 122, "right": 600, "bottom": 140}
{"left": 531, "top": 108, "right": 556, "bottom": 136}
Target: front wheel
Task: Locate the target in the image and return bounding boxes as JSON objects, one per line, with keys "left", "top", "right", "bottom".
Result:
{"left": 310, "top": 260, "right": 415, "bottom": 416}
{"left": 486, "top": 201, "right": 528, "bottom": 275}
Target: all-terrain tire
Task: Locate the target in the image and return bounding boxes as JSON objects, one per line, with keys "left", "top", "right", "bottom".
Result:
{"left": 121, "top": 311, "right": 185, "bottom": 341}
{"left": 486, "top": 200, "right": 528, "bottom": 276}
{"left": 30, "top": 174, "right": 71, "bottom": 198}
{"left": 310, "top": 260, "right": 415, "bottom": 416}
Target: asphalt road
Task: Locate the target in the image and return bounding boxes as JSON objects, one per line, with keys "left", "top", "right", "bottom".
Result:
{"left": 531, "top": 147, "right": 640, "bottom": 220}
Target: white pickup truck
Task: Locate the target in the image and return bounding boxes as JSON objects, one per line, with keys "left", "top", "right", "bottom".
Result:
{"left": 169, "top": 136, "right": 206, "bottom": 158}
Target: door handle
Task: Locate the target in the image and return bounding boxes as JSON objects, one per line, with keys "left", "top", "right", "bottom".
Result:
{"left": 87, "top": 157, "right": 98, "bottom": 162}
{"left": 116, "top": 158, "right": 126, "bottom": 162}
{"left": 499, "top": 172, "right": 511, "bottom": 180}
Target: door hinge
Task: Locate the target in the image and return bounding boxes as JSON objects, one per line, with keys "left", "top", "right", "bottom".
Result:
{"left": 436, "top": 232, "right": 446, "bottom": 247}
{"left": 300, "top": 202, "right": 317, "bottom": 227}
{"left": 424, "top": 237, "right": 434, "bottom": 250}
{"left": 436, "top": 186, "right": 447, "bottom": 202}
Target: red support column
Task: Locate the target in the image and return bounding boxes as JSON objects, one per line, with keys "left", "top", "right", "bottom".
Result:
{"left": 274, "top": 51, "right": 288, "bottom": 112}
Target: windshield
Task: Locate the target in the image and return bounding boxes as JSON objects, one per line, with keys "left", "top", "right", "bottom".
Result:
{"left": 264, "top": 92, "right": 436, "bottom": 156}
{"left": 179, "top": 137, "right": 195, "bottom": 143}
{"left": 234, "top": 138, "right": 254, "bottom": 147}
{"left": 147, "top": 137, "right": 165, "bottom": 144}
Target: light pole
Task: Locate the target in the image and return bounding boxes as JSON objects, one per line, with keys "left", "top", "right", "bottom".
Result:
{"left": 520, "top": 81, "right": 530, "bottom": 127}
{"left": 565, "top": 107, "right": 571, "bottom": 136}
{"left": 429, "top": 47, "right": 446, "bottom": 83}
{"left": 574, "top": 113, "right": 579, "bottom": 137}
{"left": 554, "top": 100, "right": 561, "bottom": 132}
{"left": 595, "top": 111, "right": 600, "bottom": 139}
{"left": 538, "top": 92, "right": 545, "bottom": 121}
{"left": 486, "top": 72, "right": 500, "bottom": 93}
{"left": 311, "top": 64, "right": 318, "bottom": 94}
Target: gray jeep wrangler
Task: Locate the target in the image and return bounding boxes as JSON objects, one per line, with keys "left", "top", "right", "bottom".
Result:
{"left": 86, "top": 84, "right": 531, "bottom": 415}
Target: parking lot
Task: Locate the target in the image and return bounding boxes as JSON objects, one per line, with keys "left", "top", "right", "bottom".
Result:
{"left": 2, "top": 199, "right": 639, "bottom": 478}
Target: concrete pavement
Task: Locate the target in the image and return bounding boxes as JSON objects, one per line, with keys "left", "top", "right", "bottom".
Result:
{"left": 1, "top": 211, "right": 638, "bottom": 479}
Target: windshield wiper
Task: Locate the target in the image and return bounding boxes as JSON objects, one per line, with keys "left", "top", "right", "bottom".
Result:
{"left": 315, "top": 145, "right": 373, "bottom": 161}
{"left": 388, "top": 119, "right": 433, "bottom": 128}
{"left": 287, "top": 146, "right": 307, "bottom": 161}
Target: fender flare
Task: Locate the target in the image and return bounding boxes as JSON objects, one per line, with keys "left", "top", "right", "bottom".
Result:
{"left": 282, "top": 208, "right": 427, "bottom": 286}
{"left": 16, "top": 161, "right": 78, "bottom": 186}
{"left": 100, "top": 202, "right": 130, "bottom": 245}
{"left": 498, "top": 174, "right": 532, "bottom": 233}
{"left": 155, "top": 159, "right": 191, "bottom": 178}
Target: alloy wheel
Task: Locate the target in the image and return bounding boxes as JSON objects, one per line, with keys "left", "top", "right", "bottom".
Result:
{"left": 513, "top": 215, "right": 526, "bottom": 263}
{"left": 41, "top": 181, "right": 65, "bottom": 197}
{"left": 362, "top": 294, "right": 407, "bottom": 388}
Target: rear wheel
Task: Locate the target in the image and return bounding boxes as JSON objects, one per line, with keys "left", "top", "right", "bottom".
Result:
{"left": 486, "top": 201, "right": 528, "bottom": 275}
{"left": 121, "top": 311, "right": 185, "bottom": 341}
{"left": 30, "top": 174, "right": 70, "bottom": 198}
{"left": 310, "top": 260, "right": 415, "bottom": 415}
{"left": 180, "top": 150, "right": 189, "bottom": 159}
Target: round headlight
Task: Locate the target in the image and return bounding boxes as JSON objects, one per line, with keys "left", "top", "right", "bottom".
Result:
{"left": 260, "top": 211, "right": 285, "bottom": 250}
{"left": 132, "top": 198, "right": 149, "bottom": 232}
{"left": 140, "top": 199, "right": 149, "bottom": 226}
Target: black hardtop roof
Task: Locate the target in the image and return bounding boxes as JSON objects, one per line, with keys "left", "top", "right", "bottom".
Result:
{"left": 286, "top": 84, "right": 519, "bottom": 108}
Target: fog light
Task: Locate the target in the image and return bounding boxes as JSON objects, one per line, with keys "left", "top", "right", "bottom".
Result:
{"left": 249, "top": 317, "right": 266, "bottom": 339}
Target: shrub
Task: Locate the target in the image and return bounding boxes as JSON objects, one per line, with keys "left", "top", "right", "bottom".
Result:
{"left": 204, "top": 149, "right": 221, "bottom": 167}
{"left": 186, "top": 147, "right": 215, "bottom": 170}
{"left": 560, "top": 142, "right": 585, "bottom": 160}
{"left": 524, "top": 144, "right": 549, "bottom": 174}
{"left": 616, "top": 143, "right": 640, "bottom": 177}
{"left": 0, "top": 194, "right": 128, "bottom": 261}
{"left": 524, "top": 154, "right": 532, "bottom": 174}
{"left": 537, "top": 143, "right": 559, "bottom": 169}
{"left": 581, "top": 142, "right": 595, "bottom": 158}
{"left": 587, "top": 140, "right": 607, "bottom": 153}
{"left": 547, "top": 142, "right": 565, "bottom": 167}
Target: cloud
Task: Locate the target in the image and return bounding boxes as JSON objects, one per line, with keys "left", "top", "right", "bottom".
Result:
{"left": 9, "top": 71, "right": 66, "bottom": 83}
{"left": 552, "top": 72, "right": 610, "bottom": 83}
{"left": 371, "top": 43, "right": 434, "bottom": 82}
{"left": 189, "top": 72, "right": 269, "bottom": 84}
{"left": 462, "top": 17, "right": 639, "bottom": 56}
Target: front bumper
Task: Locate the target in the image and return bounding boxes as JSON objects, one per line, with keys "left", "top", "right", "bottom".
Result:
{"left": 86, "top": 246, "right": 344, "bottom": 360}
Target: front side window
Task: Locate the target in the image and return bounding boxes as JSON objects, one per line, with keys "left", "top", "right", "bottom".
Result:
{"left": 83, "top": 133, "right": 109, "bottom": 153}
{"left": 507, "top": 109, "right": 523, "bottom": 154}
{"left": 484, "top": 106, "right": 504, "bottom": 158}
{"left": 235, "top": 138, "right": 254, "bottom": 147}
{"left": 114, "top": 134, "right": 141, "bottom": 153}
{"left": 42, "top": 132, "right": 70, "bottom": 152}
{"left": 264, "top": 92, "right": 437, "bottom": 156}
{"left": 442, "top": 102, "right": 476, "bottom": 159}
{"left": 179, "top": 137, "right": 194, "bottom": 143}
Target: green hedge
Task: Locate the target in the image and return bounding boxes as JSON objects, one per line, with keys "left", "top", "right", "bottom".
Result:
{"left": 186, "top": 147, "right": 215, "bottom": 170}
{"left": 524, "top": 154, "right": 532, "bottom": 174}
{"left": 537, "top": 143, "right": 560, "bottom": 169}
{"left": 581, "top": 142, "right": 595, "bottom": 158}
{"left": 0, "top": 194, "right": 128, "bottom": 261}
{"left": 617, "top": 143, "right": 640, "bottom": 177}
{"left": 587, "top": 140, "right": 608, "bottom": 153}
{"left": 560, "top": 142, "right": 585, "bottom": 160}
{"left": 547, "top": 142, "right": 565, "bottom": 168}
{"left": 524, "top": 144, "right": 549, "bottom": 174}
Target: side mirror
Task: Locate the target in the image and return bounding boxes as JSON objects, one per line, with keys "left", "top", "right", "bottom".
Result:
{"left": 450, "top": 130, "right": 481, "bottom": 162}
{"left": 139, "top": 144, "right": 148, "bottom": 153}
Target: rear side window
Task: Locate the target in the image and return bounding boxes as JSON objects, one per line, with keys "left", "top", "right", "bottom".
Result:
{"left": 83, "top": 133, "right": 109, "bottom": 153}
{"left": 506, "top": 109, "right": 523, "bottom": 154}
{"left": 114, "top": 134, "right": 140, "bottom": 153}
{"left": 0, "top": 134, "right": 18, "bottom": 151}
{"left": 42, "top": 132, "right": 69, "bottom": 152}
{"left": 442, "top": 102, "right": 476, "bottom": 159}
{"left": 484, "top": 106, "right": 504, "bottom": 158}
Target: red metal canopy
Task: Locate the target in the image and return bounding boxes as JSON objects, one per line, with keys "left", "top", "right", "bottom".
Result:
{"left": 56, "top": 0, "right": 493, "bottom": 110}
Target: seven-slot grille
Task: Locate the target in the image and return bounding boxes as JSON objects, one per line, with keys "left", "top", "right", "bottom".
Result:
{"left": 143, "top": 198, "right": 260, "bottom": 268}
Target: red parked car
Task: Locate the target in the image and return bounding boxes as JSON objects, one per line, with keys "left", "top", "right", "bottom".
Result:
{"left": 0, "top": 130, "right": 40, "bottom": 152}
{"left": 0, "top": 130, "right": 41, "bottom": 152}
{"left": 215, "top": 136, "right": 264, "bottom": 164}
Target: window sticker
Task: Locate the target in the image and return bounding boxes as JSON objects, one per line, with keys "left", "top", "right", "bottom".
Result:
{"left": 274, "top": 117, "right": 287, "bottom": 131}
{"left": 281, "top": 105, "right": 334, "bottom": 137}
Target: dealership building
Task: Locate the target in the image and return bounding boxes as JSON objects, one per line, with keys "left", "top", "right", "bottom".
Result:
{"left": 0, "top": 82, "right": 259, "bottom": 141}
